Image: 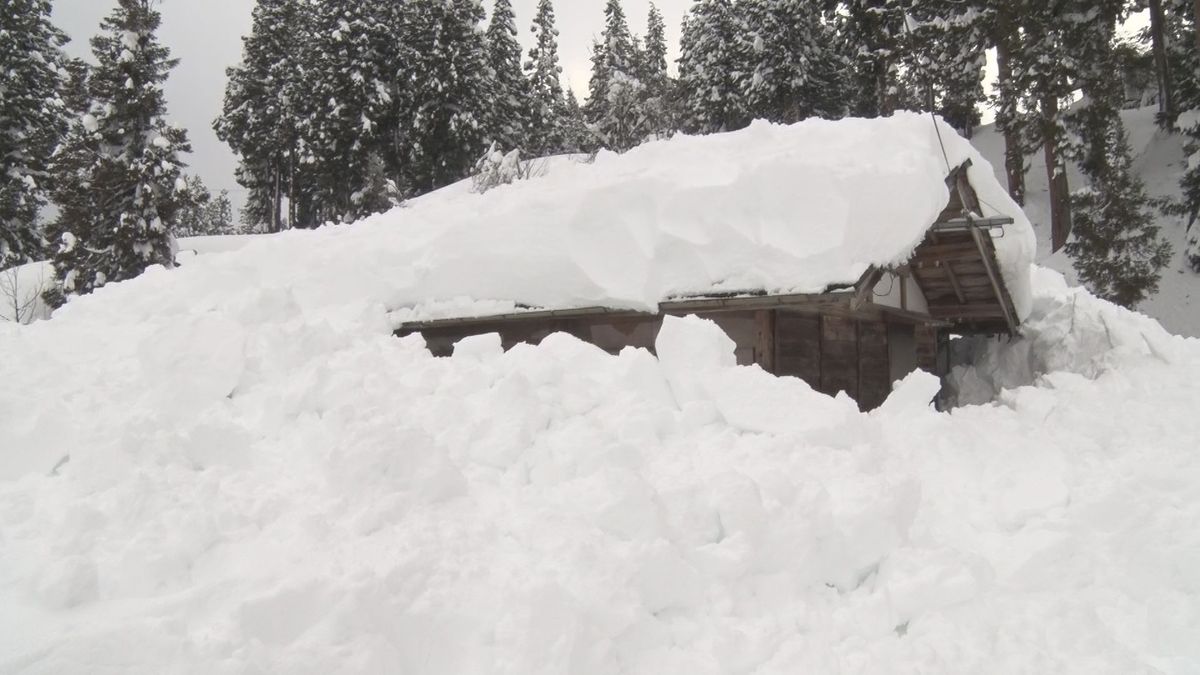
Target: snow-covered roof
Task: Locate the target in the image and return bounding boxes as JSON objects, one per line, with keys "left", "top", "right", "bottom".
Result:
{"left": 376, "top": 112, "right": 1035, "bottom": 323}
{"left": 47, "top": 114, "right": 1036, "bottom": 330}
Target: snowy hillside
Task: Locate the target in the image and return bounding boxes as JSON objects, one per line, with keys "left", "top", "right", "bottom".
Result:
{"left": 972, "top": 106, "right": 1200, "bottom": 337}
{"left": 2, "top": 117, "right": 1200, "bottom": 674}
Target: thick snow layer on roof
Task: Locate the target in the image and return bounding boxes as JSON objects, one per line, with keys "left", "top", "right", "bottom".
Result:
{"left": 385, "top": 112, "right": 1036, "bottom": 321}
{"left": 54, "top": 114, "right": 1033, "bottom": 329}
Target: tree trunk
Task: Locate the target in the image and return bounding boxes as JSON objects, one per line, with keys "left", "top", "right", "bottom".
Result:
{"left": 1148, "top": 0, "right": 1177, "bottom": 126}
{"left": 995, "top": 37, "right": 1026, "bottom": 206}
{"left": 1043, "top": 94, "right": 1072, "bottom": 252}
{"left": 271, "top": 163, "right": 282, "bottom": 234}
{"left": 1195, "top": 0, "right": 1200, "bottom": 51}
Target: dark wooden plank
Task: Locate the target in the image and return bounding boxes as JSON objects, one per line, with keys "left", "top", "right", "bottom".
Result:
{"left": 943, "top": 263, "right": 966, "bottom": 304}
{"left": 857, "top": 321, "right": 890, "bottom": 411}
{"left": 775, "top": 312, "right": 821, "bottom": 387}
{"left": 820, "top": 315, "right": 858, "bottom": 399}
{"left": 755, "top": 310, "right": 776, "bottom": 373}
{"left": 911, "top": 242, "right": 981, "bottom": 260}
{"left": 927, "top": 303, "right": 1006, "bottom": 319}
{"left": 915, "top": 324, "right": 939, "bottom": 373}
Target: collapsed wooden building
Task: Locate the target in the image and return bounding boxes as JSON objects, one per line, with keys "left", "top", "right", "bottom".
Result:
{"left": 397, "top": 159, "right": 1025, "bottom": 411}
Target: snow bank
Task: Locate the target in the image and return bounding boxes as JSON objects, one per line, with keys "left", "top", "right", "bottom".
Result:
{"left": 2, "top": 117, "right": 1191, "bottom": 673}
{"left": 3, "top": 258, "right": 1200, "bottom": 671}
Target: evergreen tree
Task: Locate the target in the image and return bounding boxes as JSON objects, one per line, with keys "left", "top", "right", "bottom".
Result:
{"left": 834, "top": 0, "right": 908, "bottom": 118}
{"left": 586, "top": 0, "right": 647, "bottom": 151}
{"left": 1065, "top": 130, "right": 1172, "bottom": 307}
{"left": 486, "top": 0, "right": 529, "bottom": 151}
{"left": 401, "top": 0, "right": 493, "bottom": 191}
{"left": 215, "top": 0, "right": 311, "bottom": 232}
{"left": 1159, "top": 0, "right": 1200, "bottom": 269}
{"left": 737, "top": 0, "right": 846, "bottom": 124}
{"left": 174, "top": 176, "right": 236, "bottom": 237}
{"left": 1064, "top": 0, "right": 1171, "bottom": 307}
{"left": 901, "top": 2, "right": 987, "bottom": 137}
{"left": 637, "top": 3, "right": 677, "bottom": 138}
{"left": 525, "top": 0, "right": 567, "bottom": 155}
{"left": 1008, "top": 1, "right": 1083, "bottom": 252}
{"left": 49, "top": 0, "right": 191, "bottom": 298}
{"left": 677, "top": 0, "right": 747, "bottom": 134}
{"left": 0, "top": 0, "right": 69, "bottom": 269}
{"left": 303, "top": 0, "right": 401, "bottom": 222}
{"left": 560, "top": 88, "right": 594, "bottom": 152}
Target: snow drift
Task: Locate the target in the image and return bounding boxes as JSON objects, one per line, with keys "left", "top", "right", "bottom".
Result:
{"left": 1, "top": 117, "right": 1197, "bottom": 674}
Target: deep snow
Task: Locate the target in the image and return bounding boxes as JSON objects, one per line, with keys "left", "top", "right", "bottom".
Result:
{"left": 2, "top": 116, "right": 1199, "bottom": 674}
{"left": 971, "top": 105, "right": 1200, "bottom": 337}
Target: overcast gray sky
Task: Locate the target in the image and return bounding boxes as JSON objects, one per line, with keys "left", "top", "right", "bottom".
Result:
{"left": 50, "top": 0, "right": 693, "bottom": 215}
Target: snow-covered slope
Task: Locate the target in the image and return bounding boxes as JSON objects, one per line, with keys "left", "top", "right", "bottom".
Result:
{"left": 2, "top": 117, "right": 1199, "bottom": 674}
{"left": 972, "top": 106, "right": 1200, "bottom": 337}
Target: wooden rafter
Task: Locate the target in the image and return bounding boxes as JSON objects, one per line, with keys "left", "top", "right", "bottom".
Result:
{"left": 969, "top": 225, "right": 1018, "bottom": 334}
{"left": 943, "top": 262, "right": 967, "bottom": 304}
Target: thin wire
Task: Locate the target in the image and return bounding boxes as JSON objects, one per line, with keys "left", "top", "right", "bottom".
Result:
{"left": 899, "top": 10, "right": 953, "bottom": 174}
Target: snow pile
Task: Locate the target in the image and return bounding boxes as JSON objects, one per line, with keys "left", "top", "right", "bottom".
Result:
{"left": 948, "top": 267, "right": 1184, "bottom": 405}
{"left": 1, "top": 118, "right": 1193, "bottom": 673}
{"left": 3, "top": 266, "right": 1200, "bottom": 671}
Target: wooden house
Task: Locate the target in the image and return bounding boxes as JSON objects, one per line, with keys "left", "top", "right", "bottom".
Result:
{"left": 396, "top": 160, "right": 1022, "bottom": 411}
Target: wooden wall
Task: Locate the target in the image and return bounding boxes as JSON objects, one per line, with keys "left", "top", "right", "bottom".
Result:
{"left": 772, "top": 311, "right": 910, "bottom": 411}
{"left": 405, "top": 308, "right": 944, "bottom": 411}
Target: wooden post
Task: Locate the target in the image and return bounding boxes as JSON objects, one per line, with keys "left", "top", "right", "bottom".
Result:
{"left": 754, "top": 310, "right": 776, "bottom": 374}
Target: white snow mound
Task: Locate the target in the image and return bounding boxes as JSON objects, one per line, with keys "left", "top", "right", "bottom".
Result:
{"left": 0, "top": 117, "right": 1194, "bottom": 674}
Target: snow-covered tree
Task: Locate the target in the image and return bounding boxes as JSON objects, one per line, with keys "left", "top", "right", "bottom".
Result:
{"left": 524, "top": 0, "right": 567, "bottom": 155}
{"left": 49, "top": 0, "right": 191, "bottom": 299}
{"left": 677, "top": 0, "right": 746, "bottom": 134}
{"left": 1063, "top": 0, "right": 1172, "bottom": 306}
{"left": 1158, "top": 0, "right": 1200, "bottom": 269}
{"left": 834, "top": 0, "right": 908, "bottom": 118}
{"left": 737, "top": 0, "right": 846, "bottom": 124}
{"left": 174, "top": 175, "right": 236, "bottom": 237}
{"left": 636, "top": 3, "right": 677, "bottom": 139}
{"left": 486, "top": 0, "right": 530, "bottom": 152}
{"left": 0, "top": 0, "right": 69, "bottom": 269}
{"left": 302, "top": 0, "right": 401, "bottom": 223}
{"left": 215, "top": 0, "right": 311, "bottom": 232}
{"left": 586, "top": 0, "right": 647, "bottom": 151}
{"left": 560, "top": 88, "right": 594, "bottom": 153}
{"left": 901, "top": 2, "right": 988, "bottom": 137}
{"left": 1066, "top": 130, "right": 1173, "bottom": 307}
{"left": 401, "top": 0, "right": 493, "bottom": 191}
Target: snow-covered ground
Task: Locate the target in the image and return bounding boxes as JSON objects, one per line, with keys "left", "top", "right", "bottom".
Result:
{"left": 972, "top": 106, "right": 1200, "bottom": 337}
{"left": 2, "top": 116, "right": 1199, "bottom": 674}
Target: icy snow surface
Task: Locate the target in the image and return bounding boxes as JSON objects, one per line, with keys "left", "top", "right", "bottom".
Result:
{"left": 1, "top": 116, "right": 1196, "bottom": 673}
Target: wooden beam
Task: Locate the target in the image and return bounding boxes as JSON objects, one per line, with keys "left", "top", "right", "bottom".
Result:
{"left": 969, "top": 225, "right": 1019, "bottom": 334}
{"left": 850, "top": 266, "right": 885, "bottom": 311}
{"left": 877, "top": 306, "right": 951, "bottom": 327}
{"left": 927, "top": 303, "right": 1007, "bottom": 319}
{"left": 943, "top": 262, "right": 967, "bottom": 304}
